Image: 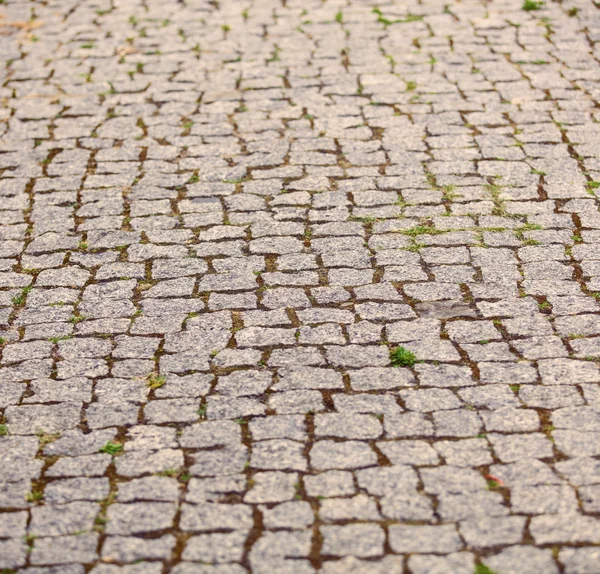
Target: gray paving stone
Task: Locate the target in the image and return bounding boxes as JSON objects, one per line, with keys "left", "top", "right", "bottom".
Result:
{"left": 29, "top": 502, "right": 99, "bottom": 537}
{"left": 3, "top": 0, "right": 600, "bottom": 569}
{"left": 321, "top": 524, "right": 385, "bottom": 558}
{"left": 105, "top": 502, "right": 177, "bottom": 535}
{"left": 30, "top": 533, "right": 99, "bottom": 565}
{"left": 483, "top": 546, "right": 559, "bottom": 574}
{"left": 389, "top": 524, "right": 462, "bottom": 554}
{"left": 310, "top": 441, "right": 377, "bottom": 471}
{"left": 102, "top": 534, "right": 176, "bottom": 563}
{"left": 559, "top": 547, "right": 600, "bottom": 574}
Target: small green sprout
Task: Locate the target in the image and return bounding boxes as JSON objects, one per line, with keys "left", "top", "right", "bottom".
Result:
{"left": 99, "top": 441, "right": 123, "bottom": 455}
{"left": 522, "top": 0, "right": 543, "bottom": 10}
{"left": 147, "top": 373, "right": 166, "bottom": 390}
{"left": 389, "top": 346, "right": 416, "bottom": 367}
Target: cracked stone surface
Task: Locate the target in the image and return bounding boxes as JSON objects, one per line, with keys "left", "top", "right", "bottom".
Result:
{"left": 1, "top": 0, "right": 600, "bottom": 572}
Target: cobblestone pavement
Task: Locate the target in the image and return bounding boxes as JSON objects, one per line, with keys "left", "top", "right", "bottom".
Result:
{"left": 3, "top": 0, "right": 600, "bottom": 572}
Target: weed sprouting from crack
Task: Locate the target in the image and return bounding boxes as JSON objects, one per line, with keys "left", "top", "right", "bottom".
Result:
{"left": 99, "top": 441, "right": 124, "bottom": 455}
{"left": 146, "top": 372, "right": 166, "bottom": 389}
{"left": 389, "top": 346, "right": 416, "bottom": 367}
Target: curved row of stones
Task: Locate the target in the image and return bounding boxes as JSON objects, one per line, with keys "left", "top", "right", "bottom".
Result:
{"left": 1, "top": 0, "right": 600, "bottom": 573}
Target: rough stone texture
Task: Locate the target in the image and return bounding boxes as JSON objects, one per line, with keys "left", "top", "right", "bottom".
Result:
{"left": 1, "top": 0, "right": 600, "bottom": 571}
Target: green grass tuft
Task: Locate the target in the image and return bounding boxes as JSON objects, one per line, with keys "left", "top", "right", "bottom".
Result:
{"left": 475, "top": 564, "right": 497, "bottom": 574}
{"left": 147, "top": 373, "right": 166, "bottom": 390}
{"left": 389, "top": 346, "right": 416, "bottom": 367}
{"left": 522, "top": 0, "right": 543, "bottom": 10}
{"left": 99, "top": 441, "right": 123, "bottom": 455}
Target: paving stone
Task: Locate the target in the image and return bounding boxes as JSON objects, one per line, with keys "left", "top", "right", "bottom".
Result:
{"left": 29, "top": 502, "right": 98, "bottom": 537}
{"left": 388, "top": 524, "right": 462, "bottom": 554}
{"left": 0, "top": 538, "right": 28, "bottom": 569}
{"left": 530, "top": 514, "right": 600, "bottom": 544}
{"left": 30, "top": 533, "right": 99, "bottom": 565}
{"left": 180, "top": 503, "right": 254, "bottom": 532}
{"left": 102, "top": 535, "right": 176, "bottom": 563}
{"left": 304, "top": 471, "right": 356, "bottom": 498}
{"left": 407, "top": 553, "right": 475, "bottom": 574}
{"left": 116, "top": 477, "right": 180, "bottom": 502}
{"left": 459, "top": 516, "right": 526, "bottom": 548}
{"left": 250, "top": 439, "right": 307, "bottom": 471}
{"left": 182, "top": 531, "right": 247, "bottom": 563}
{"left": 3, "top": 1, "right": 600, "bottom": 569}
{"left": 483, "top": 546, "right": 559, "bottom": 574}
{"left": 321, "top": 556, "right": 404, "bottom": 574}
{"left": 559, "top": 547, "right": 600, "bottom": 574}
{"left": 314, "top": 414, "right": 382, "bottom": 439}
{"left": 310, "top": 441, "right": 377, "bottom": 470}
{"left": 488, "top": 433, "right": 554, "bottom": 462}
{"left": 510, "top": 485, "right": 578, "bottom": 515}
{"left": 261, "top": 500, "right": 314, "bottom": 529}
{"left": 244, "top": 471, "right": 298, "bottom": 504}
{"left": 321, "top": 524, "right": 385, "bottom": 558}
{"left": 437, "top": 491, "right": 508, "bottom": 522}
{"left": 106, "top": 502, "right": 177, "bottom": 535}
